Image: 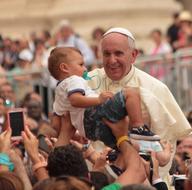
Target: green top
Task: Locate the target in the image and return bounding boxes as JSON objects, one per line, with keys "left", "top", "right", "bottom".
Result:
{"left": 101, "top": 183, "right": 122, "bottom": 190}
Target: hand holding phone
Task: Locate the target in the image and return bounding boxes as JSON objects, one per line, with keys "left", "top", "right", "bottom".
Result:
{"left": 7, "top": 108, "right": 25, "bottom": 140}
{"left": 38, "top": 134, "right": 51, "bottom": 154}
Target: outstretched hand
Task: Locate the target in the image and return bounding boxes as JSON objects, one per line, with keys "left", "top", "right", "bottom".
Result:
{"left": 22, "top": 125, "right": 40, "bottom": 163}
{"left": 103, "top": 116, "right": 129, "bottom": 139}
{"left": 0, "top": 128, "right": 12, "bottom": 153}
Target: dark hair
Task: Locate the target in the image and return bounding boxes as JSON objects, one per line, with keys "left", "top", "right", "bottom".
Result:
{"left": 90, "top": 171, "right": 109, "bottom": 190}
{"left": 0, "top": 171, "right": 24, "bottom": 190}
{"left": 33, "top": 178, "right": 54, "bottom": 190}
{"left": 47, "top": 176, "right": 91, "bottom": 190}
{"left": 48, "top": 47, "right": 82, "bottom": 80}
{"left": 47, "top": 144, "right": 89, "bottom": 178}
{"left": 121, "top": 184, "right": 155, "bottom": 190}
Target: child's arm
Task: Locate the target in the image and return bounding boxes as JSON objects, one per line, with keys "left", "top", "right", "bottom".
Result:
{"left": 69, "top": 91, "right": 113, "bottom": 108}
{"left": 156, "top": 140, "right": 172, "bottom": 167}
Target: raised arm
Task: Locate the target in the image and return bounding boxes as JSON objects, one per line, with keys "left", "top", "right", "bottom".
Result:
{"left": 69, "top": 91, "right": 113, "bottom": 108}
{"left": 103, "top": 117, "right": 147, "bottom": 186}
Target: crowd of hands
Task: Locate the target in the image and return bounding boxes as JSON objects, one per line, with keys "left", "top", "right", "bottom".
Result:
{"left": 0, "top": 112, "right": 191, "bottom": 190}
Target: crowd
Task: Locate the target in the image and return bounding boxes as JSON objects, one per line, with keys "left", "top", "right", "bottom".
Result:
{"left": 0, "top": 9, "right": 192, "bottom": 190}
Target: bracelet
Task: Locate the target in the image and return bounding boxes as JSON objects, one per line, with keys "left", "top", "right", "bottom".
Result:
{"left": 0, "top": 153, "right": 14, "bottom": 171}
{"left": 32, "top": 161, "right": 47, "bottom": 172}
{"left": 116, "top": 136, "right": 129, "bottom": 148}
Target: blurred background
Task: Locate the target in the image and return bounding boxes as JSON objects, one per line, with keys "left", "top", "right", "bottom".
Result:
{"left": 0, "top": 0, "right": 191, "bottom": 116}
{"left": 0, "top": 0, "right": 189, "bottom": 50}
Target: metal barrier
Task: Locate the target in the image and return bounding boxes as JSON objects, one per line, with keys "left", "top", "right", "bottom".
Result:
{"left": 136, "top": 48, "right": 192, "bottom": 113}
{"left": 0, "top": 48, "right": 192, "bottom": 114}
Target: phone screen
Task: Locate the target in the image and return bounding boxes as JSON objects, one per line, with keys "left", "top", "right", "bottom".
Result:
{"left": 8, "top": 111, "right": 24, "bottom": 137}
{"left": 38, "top": 135, "right": 51, "bottom": 154}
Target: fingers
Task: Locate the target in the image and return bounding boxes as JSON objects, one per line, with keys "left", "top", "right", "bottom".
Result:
{"left": 102, "top": 118, "right": 114, "bottom": 130}
{"left": 5, "top": 128, "right": 12, "bottom": 140}
{"left": 45, "top": 137, "right": 54, "bottom": 149}
{"left": 1, "top": 127, "right": 12, "bottom": 137}
{"left": 23, "top": 125, "right": 34, "bottom": 139}
{"left": 70, "top": 139, "right": 84, "bottom": 150}
{"left": 21, "top": 131, "right": 27, "bottom": 140}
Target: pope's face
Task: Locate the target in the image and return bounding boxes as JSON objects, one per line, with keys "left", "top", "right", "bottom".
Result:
{"left": 101, "top": 33, "right": 137, "bottom": 81}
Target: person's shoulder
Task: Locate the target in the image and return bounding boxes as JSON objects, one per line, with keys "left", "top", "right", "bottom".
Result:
{"left": 134, "top": 67, "right": 167, "bottom": 89}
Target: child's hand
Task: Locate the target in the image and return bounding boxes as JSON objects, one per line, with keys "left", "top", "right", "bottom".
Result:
{"left": 99, "top": 91, "right": 113, "bottom": 104}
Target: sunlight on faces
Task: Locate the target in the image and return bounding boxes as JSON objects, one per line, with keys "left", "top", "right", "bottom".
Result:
{"left": 101, "top": 33, "right": 137, "bottom": 81}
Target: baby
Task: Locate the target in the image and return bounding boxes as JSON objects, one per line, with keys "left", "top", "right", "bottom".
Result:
{"left": 48, "top": 47, "right": 160, "bottom": 148}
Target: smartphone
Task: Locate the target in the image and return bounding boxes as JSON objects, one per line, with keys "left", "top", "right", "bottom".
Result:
{"left": 38, "top": 134, "right": 51, "bottom": 154}
{"left": 7, "top": 109, "right": 25, "bottom": 139}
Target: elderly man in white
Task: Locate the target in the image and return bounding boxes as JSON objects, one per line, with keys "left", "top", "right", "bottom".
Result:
{"left": 88, "top": 27, "right": 191, "bottom": 187}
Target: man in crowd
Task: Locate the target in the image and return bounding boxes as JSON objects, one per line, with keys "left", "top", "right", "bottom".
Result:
{"left": 56, "top": 20, "right": 95, "bottom": 68}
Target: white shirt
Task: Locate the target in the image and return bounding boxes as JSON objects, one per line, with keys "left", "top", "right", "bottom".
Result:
{"left": 53, "top": 75, "right": 97, "bottom": 136}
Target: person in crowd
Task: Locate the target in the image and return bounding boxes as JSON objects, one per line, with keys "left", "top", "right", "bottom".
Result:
{"left": 0, "top": 65, "right": 7, "bottom": 86}
{"left": 56, "top": 19, "right": 95, "bottom": 68}
{"left": 0, "top": 171, "right": 24, "bottom": 190}
{"left": 173, "top": 10, "right": 192, "bottom": 50}
{"left": 0, "top": 128, "right": 32, "bottom": 190}
{"left": 166, "top": 12, "right": 180, "bottom": 52}
{"left": 0, "top": 96, "right": 6, "bottom": 133}
{"left": 21, "top": 91, "right": 42, "bottom": 108}
{"left": 8, "top": 49, "right": 34, "bottom": 102}
{"left": 121, "top": 184, "right": 156, "bottom": 190}
{"left": 148, "top": 28, "right": 172, "bottom": 81}
{"left": 0, "top": 81, "right": 16, "bottom": 107}
{"left": 149, "top": 28, "right": 172, "bottom": 55}
{"left": 26, "top": 99, "right": 48, "bottom": 124}
{"left": 2, "top": 38, "right": 18, "bottom": 71}
{"left": 47, "top": 144, "right": 90, "bottom": 178}
{"left": 91, "top": 27, "right": 105, "bottom": 66}
{"left": 33, "top": 176, "right": 93, "bottom": 190}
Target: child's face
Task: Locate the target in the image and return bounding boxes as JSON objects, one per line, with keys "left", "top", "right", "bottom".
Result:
{"left": 65, "top": 52, "right": 87, "bottom": 77}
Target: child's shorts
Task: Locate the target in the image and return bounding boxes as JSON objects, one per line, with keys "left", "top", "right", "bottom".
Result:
{"left": 84, "top": 91, "right": 127, "bottom": 148}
